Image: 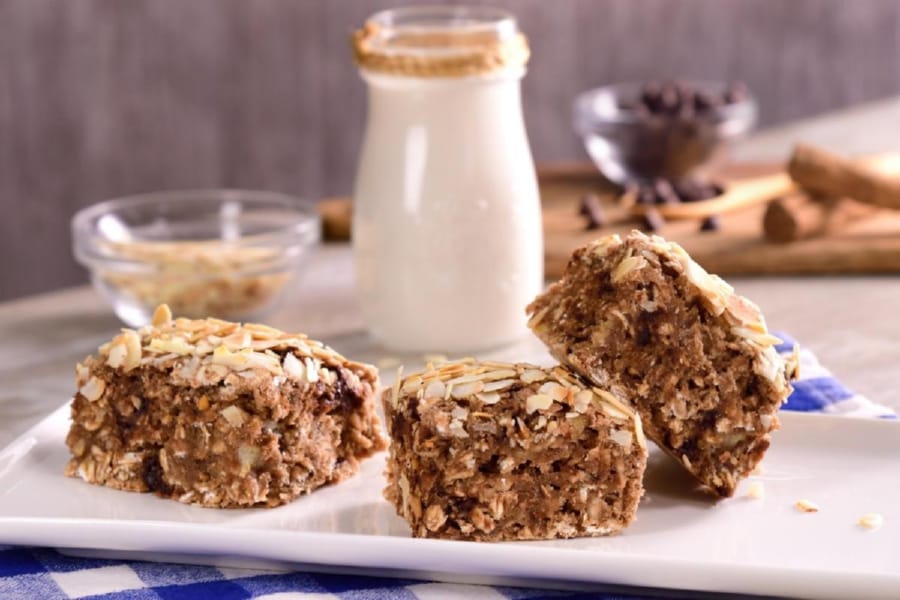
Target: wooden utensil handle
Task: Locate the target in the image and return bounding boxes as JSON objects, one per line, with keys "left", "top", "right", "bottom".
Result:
{"left": 789, "top": 144, "right": 900, "bottom": 210}
{"left": 763, "top": 194, "right": 878, "bottom": 243}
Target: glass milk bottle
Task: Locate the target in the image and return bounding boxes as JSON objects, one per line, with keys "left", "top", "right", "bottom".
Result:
{"left": 351, "top": 6, "right": 543, "bottom": 353}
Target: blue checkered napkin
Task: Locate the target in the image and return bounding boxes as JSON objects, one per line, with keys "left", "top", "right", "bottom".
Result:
{"left": 775, "top": 333, "right": 896, "bottom": 419}
{"left": 0, "top": 545, "right": 662, "bottom": 600}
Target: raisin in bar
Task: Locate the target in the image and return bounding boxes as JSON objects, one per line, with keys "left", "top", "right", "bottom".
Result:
{"left": 382, "top": 359, "right": 647, "bottom": 541}
{"left": 66, "top": 304, "right": 387, "bottom": 508}
{"left": 527, "top": 231, "right": 799, "bottom": 497}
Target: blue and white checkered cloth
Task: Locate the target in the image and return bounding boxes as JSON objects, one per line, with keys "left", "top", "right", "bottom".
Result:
{"left": 1, "top": 336, "right": 894, "bottom": 599}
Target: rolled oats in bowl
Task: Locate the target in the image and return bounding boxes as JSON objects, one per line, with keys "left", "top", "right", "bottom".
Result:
{"left": 72, "top": 190, "right": 320, "bottom": 326}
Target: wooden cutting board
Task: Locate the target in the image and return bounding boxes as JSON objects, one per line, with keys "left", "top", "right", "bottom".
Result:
{"left": 319, "top": 161, "right": 900, "bottom": 277}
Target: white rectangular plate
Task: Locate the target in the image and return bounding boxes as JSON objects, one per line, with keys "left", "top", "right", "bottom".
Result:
{"left": 1, "top": 405, "right": 898, "bottom": 600}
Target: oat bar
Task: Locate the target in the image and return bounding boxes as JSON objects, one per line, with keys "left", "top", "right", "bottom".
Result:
{"left": 382, "top": 359, "right": 647, "bottom": 541}
{"left": 66, "top": 304, "right": 387, "bottom": 508}
{"left": 527, "top": 231, "right": 799, "bottom": 497}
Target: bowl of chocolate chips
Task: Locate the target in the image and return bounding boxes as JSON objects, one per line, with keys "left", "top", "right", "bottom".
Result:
{"left": 574, "top": 80, "right": 757, "bottom": 186}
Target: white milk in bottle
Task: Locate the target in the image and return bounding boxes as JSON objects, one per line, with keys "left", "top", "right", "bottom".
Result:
{"left": 352, "top": 6, "right": 543, "bottom": 353}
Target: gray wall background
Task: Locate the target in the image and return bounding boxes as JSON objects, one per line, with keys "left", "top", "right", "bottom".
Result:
{"left": 2, "top": 0, "right": 899, "bottom": 300}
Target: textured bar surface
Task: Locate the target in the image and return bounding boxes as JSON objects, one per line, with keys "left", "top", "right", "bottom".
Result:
{"left": 528, "top": 231, "right": 799, "bottom": 497}
{"left": 66, "top": 305, "right": 386, "bottom": 508}
{"left": 383, "top": 359, "right": 647, "bottom": 541}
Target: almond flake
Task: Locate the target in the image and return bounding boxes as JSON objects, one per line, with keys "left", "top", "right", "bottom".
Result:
{"left": 282, "top": 352, "right": 306, "bottom": 381}
{"left": 538, "top": 381, "right": 569, "bottom": 403}
{"left": 152, "top": 304, "right": 173, "bottom": 326}
{"left": 573, "top": 390, "right": 593, "bottom": 413}
{"left": 857, "top": 513, "right": 884, "bottom": 531}
{"left": 422, "top": 379, "right": 445, "bottom": 399}
{"left": 526, "top": 393, "right": 554, "bottom": 413}
{"left": 304, "top": 357, "right": 320, "bottom": 383}
{"left": 476, "top": 391, "right": 501, "bottom": 405}
{"left": 79, "top": 376, "right": 106, "bottom": 402}
{"left": 220, "top": 405, "right": 246, "bottom": 428}
{"left": 794, "top": 499, "right": 819, "bottom": 513}
{"left": 519, "top": 369, "right": 547, "bottom": 384}
{"left": 450, "top": 380, "right": 484, "bottom": 398}
{"left": 609, "top": 428, "right": 633, "bottom": 449}
{"left": 747, "top": 481, "right": 765, "bottom": 499}
{"left": 611, "top": 254, "right": 647, "bottom": 283}
{"left": 482, "top": 378, "right": 516, "bottom": 393}
{"left": 148, "top": 337, "right": 194, "bottom": 356}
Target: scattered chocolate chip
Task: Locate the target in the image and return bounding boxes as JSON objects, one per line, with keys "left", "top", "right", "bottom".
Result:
{"left": 579, "top": 194, "right": 607, "bottom": 230}
{"left": 653, "top": 179, "right": 679, "bottom": 205}
{"left": 628, "top": 177, "right": 726, "bottom": 206}
{"left": 641, "top": 207, "right": 666, "bottom": 232}
{"left": 699, "top": 215, "right": 721, "bottom": 232}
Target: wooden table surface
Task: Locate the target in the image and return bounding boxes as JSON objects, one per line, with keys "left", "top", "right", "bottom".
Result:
{"left": 3, "top": 100, "right": 900, "bottom": 448}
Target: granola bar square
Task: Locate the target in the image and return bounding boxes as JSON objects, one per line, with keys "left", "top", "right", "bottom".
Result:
{"left": 66, "top": 305, "right": 387, "bottom": 508}
{"left": 382, "top": 360, "right": 647, "bottom": 541}
{"left": 527, "top": 232, "right": 799, "bottom": 497}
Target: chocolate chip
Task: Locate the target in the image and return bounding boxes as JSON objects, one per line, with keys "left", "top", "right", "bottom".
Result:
{"left": 623, "top": 80, "right": 748, "bottom": 117}
{"left": 641, "top": 207, "right": 666, "bottom": 232}
{"left": 629, "top": 178, "right": 726, "bottom": 206}
{"left": 636, "top": 324, "right": 651, "bottom": 346}
{"left": 142, "top": 452, "right": 173, "bottom": 495}
{"left": 653, "top": 179, "right": 679, "bottom": 205}
{"left": 579, "top": 194, "right": 606, "bottom": 230}
{"left": 699, "top": 215, "right": 721, "bottom": 232}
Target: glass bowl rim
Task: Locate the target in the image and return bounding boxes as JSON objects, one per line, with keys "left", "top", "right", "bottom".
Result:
{"left": 72, "top": 188, "right": 321, "bottom": 276}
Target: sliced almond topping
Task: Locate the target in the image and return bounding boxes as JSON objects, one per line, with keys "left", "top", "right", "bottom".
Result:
{"left": 479, "top": 369, "right": 518, "bottom": 382}
{"left": 538, "top": 381, "right": 569, "bottom": 403}
{"left": 391, "top": 366, "right": 403, "bottom": 407}
{"left": 611, "top": 254, "right": 648, "bottom": 283}
{"left": 747, "top": 481, "right": 765, "bottom": 499}
{"left": 237, "top": 445, "right": 261, "bottom": 474}
{"left": 476, "top": 391, "right": 501, "bottom": 405}
{"left": 148, "top": 337, "right": 195, "bottom": 356}
{"left": 794, "top": 499, "right": 819, "bottom": 513}
{"left": 526, "top": 393, "right": 554, "bottom": 413}
{"left": 423, "top": 379, "right": 446, "bottom": 399}
{"left": 519, "top": 368, "right": 547, "bottom": 384}
{"left": 609, "top": 428, "right": 633, "bottom": 449}
{"left": 593, "top": 388, "right": 633, "bottom": 420}
{"left": 482, "top": 378, "right": 516, "bottom": 393}
{"left": 573, "top": 389, "right": 593, "bottom": 413}
{"left": 152, "top": 304, "right": 173, "bottom": 326}
{"left": 79, "top": 376, "right": 106, "bottom": 402}
{"left": 304, "top": 357, "right": 320, "bottom": 383}
{"left": 211, "top": 345, "right": 249, "bottom": 369}
{"left": 732, "top": 326, "right": 783, "bottom": 348}
{"left": 451, "top": 380, "right": 484, "bottom": 399}
{"left": 282, "top": 352, "right": 306, "bottom": 381}
{"left": 857, "top": 513, "right": 884, "bottom": 531}
{"left": 401, "top": 376, "right": 423, "bottom": 394}
{"left": 220, "top": 405, "right": 246, "bottom": 428}
{"left": 632, "top": 412, "right": 647, "bottom": 451}
{"left": 446, "top": 372, "right": 487, "bottom": 386}
{"left": 526, "top": 305, "right": 550, "bottom": 330}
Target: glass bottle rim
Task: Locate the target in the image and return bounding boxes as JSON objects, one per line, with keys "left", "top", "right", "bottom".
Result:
{"left": 365, "top": 5, "right": 519, "bottom": 57}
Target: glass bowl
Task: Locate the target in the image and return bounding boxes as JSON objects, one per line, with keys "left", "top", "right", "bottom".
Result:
{"left": 72, "top": 190, "right": 320, "bottom": 327}
{"left": 574, "top": 81, "right": 757, "bottom": 185}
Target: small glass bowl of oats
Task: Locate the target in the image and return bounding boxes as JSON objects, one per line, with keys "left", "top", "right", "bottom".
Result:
{"left": 72, "top": 190, "right": 320, "bottom": 326}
